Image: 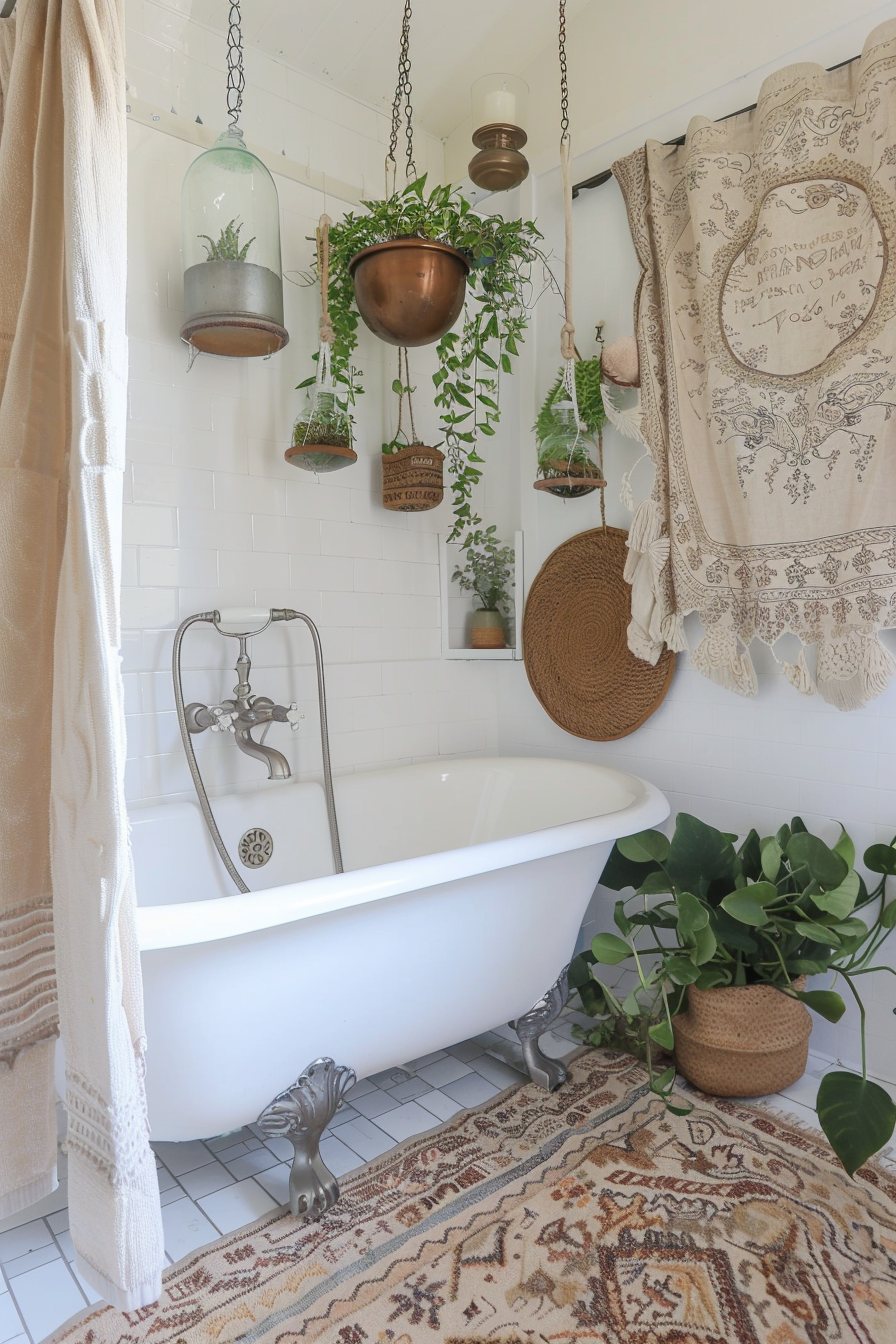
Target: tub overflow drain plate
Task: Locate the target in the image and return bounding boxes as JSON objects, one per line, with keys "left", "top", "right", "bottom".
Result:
{"left": 239, "top": 828, "right": 274, "bottom": 869}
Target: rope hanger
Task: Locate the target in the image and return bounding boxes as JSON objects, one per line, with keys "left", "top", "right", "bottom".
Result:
{"left": 557, "top": 0, "right": 606, "bottom": 526}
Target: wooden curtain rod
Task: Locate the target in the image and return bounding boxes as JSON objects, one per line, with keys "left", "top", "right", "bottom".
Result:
{"left": 572, "top": 53, "right": 860, "bottom": 198}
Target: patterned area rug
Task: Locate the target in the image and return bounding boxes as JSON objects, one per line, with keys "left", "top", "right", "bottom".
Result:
{"left": 53, "top": 1051, "right": 896, "bottom": 1344}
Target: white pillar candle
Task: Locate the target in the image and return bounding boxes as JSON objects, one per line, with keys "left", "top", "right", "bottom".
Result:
{"left": 482, "top": 86, "right": 517, "bottom": 126}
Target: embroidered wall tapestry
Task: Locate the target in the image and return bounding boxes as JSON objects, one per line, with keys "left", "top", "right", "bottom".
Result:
{"left": 613, "top": 19, "right": 896, "bottom": 709}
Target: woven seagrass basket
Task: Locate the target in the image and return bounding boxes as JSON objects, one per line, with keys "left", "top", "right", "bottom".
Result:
{"left": 382, "top": 444, "right": 445, "bottom": 512}
{"left": 674, "top": 978, "right": 811, "bottom": 1097}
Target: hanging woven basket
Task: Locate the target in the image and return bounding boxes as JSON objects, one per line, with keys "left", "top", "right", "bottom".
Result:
{"left": 349, "top": 238, "right": 469, "bottom": 348}
{"left": 382, "top": 443, "right": 445, "bottom": 511}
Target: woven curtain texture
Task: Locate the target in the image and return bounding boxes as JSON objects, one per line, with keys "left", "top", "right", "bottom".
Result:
{"left": 0, "top": 0, "right": 163, "bottom": 1309}
{"left": 614, "top": 19, "right": 896, "bottom": 709}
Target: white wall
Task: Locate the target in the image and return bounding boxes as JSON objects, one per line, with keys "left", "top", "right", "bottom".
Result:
{"left": 120, "top": 1, "right": 517, "bottom": 807}
{"left": 499, "top": 15, "right": 896, "bottom": 1083}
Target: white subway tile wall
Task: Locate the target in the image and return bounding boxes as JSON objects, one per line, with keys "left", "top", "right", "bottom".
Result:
{"left": 122, "top": 1, "right": 503, "bottom": 806}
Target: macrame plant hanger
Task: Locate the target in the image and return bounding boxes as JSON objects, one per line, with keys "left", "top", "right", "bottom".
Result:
{"left": 534, "top": 0, "right": 607, "bottom": 502}
{"left": 284, "top": 214, "right": 357, "bottom": 472}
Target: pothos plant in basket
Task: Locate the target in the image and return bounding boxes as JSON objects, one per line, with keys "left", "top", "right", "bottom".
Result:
{"left": 570, "top": 812, "right": 896, "bottom": 1176}
{"left": 311, "top": 176, "right": 549, "bottom": 540}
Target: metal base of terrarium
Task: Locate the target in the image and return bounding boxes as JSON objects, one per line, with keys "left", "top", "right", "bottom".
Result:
{"left": 182, "top": 261, "right": 288, "bottom": 358}
{"left": 256, "top": 1057, "right": 356, "bottom": 1218}
{"left": 510, "top": 965, "right": 570, "bottom": 1091}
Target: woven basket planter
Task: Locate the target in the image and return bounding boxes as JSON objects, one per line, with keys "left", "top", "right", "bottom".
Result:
{"left": 471, "top": 609, "right": 506, "bottom": 649}
{"left": 382, "top": 444, "right": 445, "bottom": 512}
{"left": 673, "top": 978, "right": 811, "bottom": 1098}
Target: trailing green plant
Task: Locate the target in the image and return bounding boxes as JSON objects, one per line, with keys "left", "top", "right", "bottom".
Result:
{"left": 535, "top": 356, "right": 607, "bottom": 459}
{"left": 310, "top": 176, "right": 550, "bottom": 539}
{"left": 452, "top": 525, "right": 514, "bottom": 614}
{"left": 198, "top": 218, "right": 255, "bottom": 262}
{"left": 570, "top": 812, "right": 896, "bottom": 1175}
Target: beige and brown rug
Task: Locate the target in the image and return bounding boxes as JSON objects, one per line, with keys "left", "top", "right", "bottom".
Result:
{"left": 52, "top": 1051, "right": 896, "bottom": 1344}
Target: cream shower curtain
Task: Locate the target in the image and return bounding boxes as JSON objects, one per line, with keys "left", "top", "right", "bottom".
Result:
{"left": 0, "top": 0, "right": 163, "bottom": 1310}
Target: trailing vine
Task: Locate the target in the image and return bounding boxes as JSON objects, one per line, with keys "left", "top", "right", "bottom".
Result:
{"left": 309, "top": 176, "right": 550, "bottom": 541}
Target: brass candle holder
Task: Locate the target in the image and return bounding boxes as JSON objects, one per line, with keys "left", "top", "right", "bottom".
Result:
{"left": 469, "top": 123, "right": 529, "bottom": 192}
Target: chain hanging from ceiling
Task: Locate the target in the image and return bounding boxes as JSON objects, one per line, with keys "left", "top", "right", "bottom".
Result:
{"left": 386, "top": 0, "right": 417, "bottom": 191}
{"left": 226, "top": 1, "right": 246, "bottom": 132}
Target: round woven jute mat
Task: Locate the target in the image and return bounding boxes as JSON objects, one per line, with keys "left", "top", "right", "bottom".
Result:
{"left": 522, "top": 527, "right": 675, "bottom": 741}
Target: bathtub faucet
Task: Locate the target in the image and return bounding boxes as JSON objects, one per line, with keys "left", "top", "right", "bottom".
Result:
{"left": 183, "top": 636, "right": 302, "bottom": 781}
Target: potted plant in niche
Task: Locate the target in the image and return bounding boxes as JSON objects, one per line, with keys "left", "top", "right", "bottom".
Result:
{"left": 570, "top": 812, "right": 896, "bottom": 1177}
{"left": 534, "top": 357, "right": 607, "bottom": 497}
{"left": 452, "top": 526, "right": 515, "bottom": 649}
{"left": 320, "top": 175, "right": 549, "bottom": 538}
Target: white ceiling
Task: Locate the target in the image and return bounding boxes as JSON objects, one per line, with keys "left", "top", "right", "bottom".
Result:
{"left": 236, "top": 0, "right": 591, "bottom": 139}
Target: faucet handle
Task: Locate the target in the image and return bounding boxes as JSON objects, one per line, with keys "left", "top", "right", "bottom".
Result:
{"left": 209, "top": 705, "right": 237, "bottom": 733}
{"left": 286, "top": 702, "right": 304, "bottom": 732}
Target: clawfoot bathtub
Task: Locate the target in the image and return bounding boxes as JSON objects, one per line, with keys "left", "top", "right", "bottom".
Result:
{"left": 132, "top": 755, "right": 667, "bottom": 1211}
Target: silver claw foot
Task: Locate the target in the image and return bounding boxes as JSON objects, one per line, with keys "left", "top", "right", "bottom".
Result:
{"left": 256, "top": 1057, "right": 356, "bottom": 1218}
{"left": 510, "top": 965, "right": 570, "bottom": 1091}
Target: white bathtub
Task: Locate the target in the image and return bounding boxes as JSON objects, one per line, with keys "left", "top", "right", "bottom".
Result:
{"left": 132, "top": 756, "right": 668, "bottom": 1141}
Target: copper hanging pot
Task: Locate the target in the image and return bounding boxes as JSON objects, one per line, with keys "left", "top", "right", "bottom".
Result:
{"left": 349, "top": 237, "right": 469, "bottom": 347}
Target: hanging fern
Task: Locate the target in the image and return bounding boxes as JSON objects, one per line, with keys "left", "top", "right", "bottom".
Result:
{"left": 535, "top": 357, "right": 607, "bottom": 445}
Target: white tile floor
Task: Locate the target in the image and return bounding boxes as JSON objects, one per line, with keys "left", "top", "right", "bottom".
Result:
{"left": 0, "top": 1013, "right": 892, "bottom": 1344}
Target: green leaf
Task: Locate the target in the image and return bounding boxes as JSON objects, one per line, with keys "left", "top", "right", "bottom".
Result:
{"left": 636, "top": 871, "right": 674, "bottom": 897}
{"left": 791, "top": 989, "right": 846, "bottom": 1022}
{"left": 833, "top": 825, "right": 856, "bottom": 870}
{"left": 676, "top": 891, "right": 709, "bottom": 941}
{"left": 810, "top": 870, "right": 859, "bottom": 920}
{"left": 590, "top": 932, "right": 633, "bottom": 965}
{"left": 881, "top": 901, "right": 896, "bottom": 929}
{"left": 794, "top": 920, "right": 842, "bottom": 947}
{"left": 817, "top": 1071, "right": 896, "bottom": 1176}
{"left": 790, "top": 958, "right": 829, "bottom": 976}
{"left": 600, "top": 843, "right": 661, "bottom": 893}
{"left": 720, "top": 882, "right": 777, "bottom": 926}
{"left": 864, "top": 843, "right": 896, "bottom": 876}
{"left": 787, "top": 832, "right": 848, "bottom": 889}
{"left": 708, "top": 907, "right": 758, "bottom": 954}
{"left": 617, "top": 830, "right": 670, "bottom": 864}
{"left": 650, "top": 1065, "right": 676, "bottom": 1095}
{"left": 613, "top": 900, "right": 633, "bottom": 937}
{"left": 621, "top": 987, "right": 642, "bottom": 1017}
{"left": 666, "top": 1100, "right": 694, "bottom": 1116}
{"left": 665, "top": 956, "right": 701, "bottom": 985}
{"left": 566, "top": 952, "right": 595, "bottom": 989}
{"left": 666, "top": 814, "right": 737, "bottom": 899}
{"left": 691, "top": 922, "right": 718, "bottom": 965}
{"left": 648, "top": 1020, "right": 674, "bottom": 1050}
{"left": 391, "top": 379, "right": 404, "bottom": 395}
{"left": 737, "top": 829, "right": 762, "bottom": 882}
{"left": 761, "top": 838, "right": 783, "bottom": 882}
{"left": 695, "top": 966, "right": 729, "bottom": 989}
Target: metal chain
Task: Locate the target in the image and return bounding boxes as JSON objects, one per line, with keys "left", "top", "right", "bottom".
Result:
{"left": 226, "top": 1, "right": 245, "bottom": 131}
{"left": 558, "top": 0, "right": 569, "bottom": 141}
{"left": 387, "top": 0, "right": 417, "bottom": 184}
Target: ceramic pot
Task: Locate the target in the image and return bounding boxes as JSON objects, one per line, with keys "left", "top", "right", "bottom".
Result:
{"left": 349, "top": 238, "right": 469, "bottom": 347}
{"left": 471, "top": 609, "right": 506, "bottom": 650}
{"left": 673, "top": 977, "right": 811, "bottom": 1097}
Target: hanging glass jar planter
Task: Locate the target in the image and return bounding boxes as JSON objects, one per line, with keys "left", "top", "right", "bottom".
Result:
{"left": 534, "top": 398, "right": 604, "bottom": 498}
{"left": 180, "top": 4, "right": 287, "bottom": 359}
{"left": 286, "top": 216, "right": 357, "bottom": 474}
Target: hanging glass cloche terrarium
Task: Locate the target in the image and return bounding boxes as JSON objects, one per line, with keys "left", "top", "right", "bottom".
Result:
{"left": 180, "top": 3, "right": 287, "bottom": 359}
